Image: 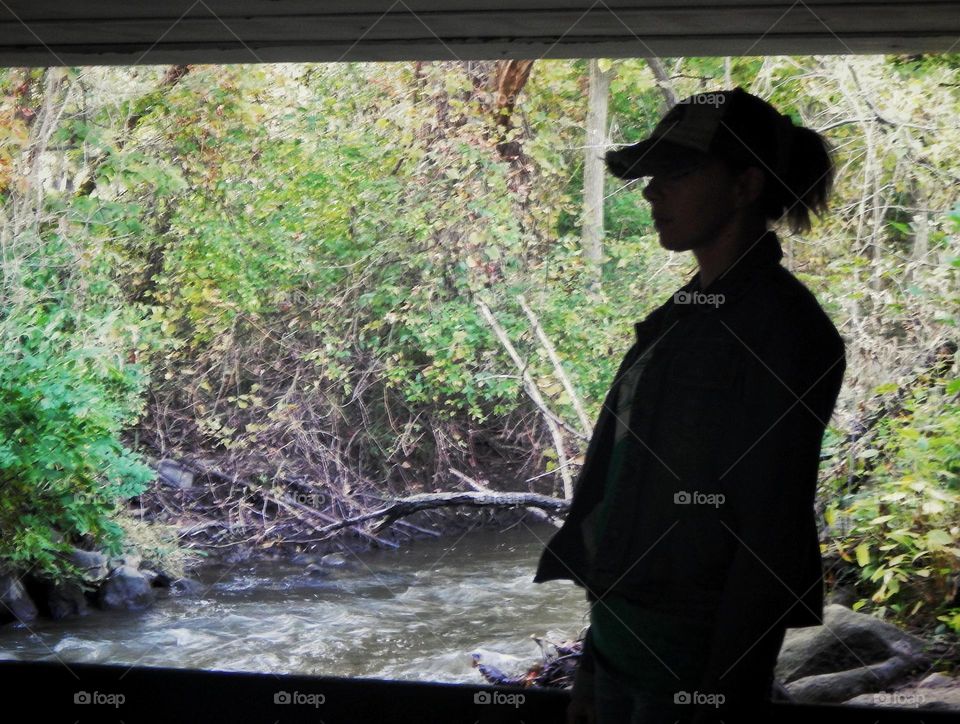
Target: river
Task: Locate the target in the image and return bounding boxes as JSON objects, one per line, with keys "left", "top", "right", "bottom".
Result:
{"left": 0, "top": 523, "right": 588, "bottom": 684}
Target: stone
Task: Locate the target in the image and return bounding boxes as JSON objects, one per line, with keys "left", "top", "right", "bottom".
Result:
{"left": 97, "top": 566, "right": 155, "bottom": 611}
{"left": 775, "top": 604, "right": 931, "bottom": 706}
{"left": 170, "top": 577, "right": 204, "bottom": 596}
{"left": 304, "top": 563, "right": 330, "bottom": 577}
{"left": 319, "top": 553, "right": 350, "bottom": 569}
{"left": 68, "top": 548, "right": 109, "bottom": 584}
{"left": 107, "top": 553, "right": 142, "bottom": 571}
{"left": 776, "top": 603, "right": 928, "bottom": 684}
{"left": 157, "top": 459, "right": 194, "bottom": 489}
{"left": 46, "top": 581, "right": 89, "bottom": 619}
{"left": 0, "top": 574, "right": 38, "bottom": 625}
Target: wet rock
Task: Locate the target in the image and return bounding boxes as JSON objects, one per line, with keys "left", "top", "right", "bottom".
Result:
{"left": 304, "top": 563, "right": 330, "bottom": 577}
{"left": 69, "top": 548, "right": 109, "bottom": 584}
{"left": 98, "top": 566, "right": 155, "bottom": 611}
{"left": 170, "top": 577, "right": 205, "bottom": 596}
{"left": 0, "top": 573, "right": 38, "bottom": 625}
{"left": 46, "top": 581, "right": 89, "bottom": 620}
{"left": 319, "top": 553, "right": 351, "bottom": 569}
{"left": 224, "top": 546, "right": 252, "bottom": 564}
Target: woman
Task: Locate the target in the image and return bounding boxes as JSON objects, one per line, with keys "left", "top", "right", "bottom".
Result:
{"left": 533, "top": 87, "right": 847, "bottom": 724}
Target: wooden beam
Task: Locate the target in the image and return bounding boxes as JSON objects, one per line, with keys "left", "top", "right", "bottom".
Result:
{"left": 0, "top": 2, "right": 956, "bottom": 66}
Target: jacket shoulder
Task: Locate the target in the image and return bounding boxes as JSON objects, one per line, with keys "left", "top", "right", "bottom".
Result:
{"left": 748, "top": 264, "right": 846, "bottom": 354}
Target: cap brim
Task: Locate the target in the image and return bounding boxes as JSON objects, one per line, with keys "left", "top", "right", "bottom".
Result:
{"left": 605, "top": 139, "right": 709, "bottom": 179}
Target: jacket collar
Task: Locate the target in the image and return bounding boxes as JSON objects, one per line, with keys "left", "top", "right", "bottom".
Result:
{"left": 664, "top": 230, "right": 783, "bottom": 324}
{"left": 634, "top": 231, "right": 784, "bottom": 340}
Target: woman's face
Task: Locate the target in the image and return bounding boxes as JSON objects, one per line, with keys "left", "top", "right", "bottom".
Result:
{"left": 641, "top": 156, "right": 744, "bottom": 252}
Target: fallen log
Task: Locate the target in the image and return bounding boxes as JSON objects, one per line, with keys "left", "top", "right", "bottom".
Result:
{"left": 315, "top": 491, "right": 570, "bottom": 538}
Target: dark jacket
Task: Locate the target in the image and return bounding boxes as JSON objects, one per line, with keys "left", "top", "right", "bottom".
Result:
{"left": 533, "top": 231, "right": 846, "bottom": 685}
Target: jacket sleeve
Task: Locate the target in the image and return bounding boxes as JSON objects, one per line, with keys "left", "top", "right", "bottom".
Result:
{"left": 696, "top": 312, "right": 845, "bottom": 712}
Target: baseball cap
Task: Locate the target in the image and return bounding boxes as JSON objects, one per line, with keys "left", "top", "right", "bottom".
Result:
{"left": 605, "top": 87, "right": 794, "bottom": 180}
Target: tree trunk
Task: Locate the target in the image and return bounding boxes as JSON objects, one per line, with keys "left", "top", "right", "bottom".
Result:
{"left": 583, "top": 58, "right": 611, "bottom": 296}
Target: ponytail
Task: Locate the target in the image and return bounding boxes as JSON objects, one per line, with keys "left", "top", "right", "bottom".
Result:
{"left": 767, "top": 124, "right": 834, "bottom": 234}
{"left": 712, "top": 88, "right": 836, "bottom": 234}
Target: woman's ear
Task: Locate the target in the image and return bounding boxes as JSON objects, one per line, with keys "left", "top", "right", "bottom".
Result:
{"left": 734, "top": 166, "right": 766, "bottom": 209}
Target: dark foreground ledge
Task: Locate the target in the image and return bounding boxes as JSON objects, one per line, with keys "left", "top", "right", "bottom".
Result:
{"left": 0, "top": 660, "right": 954, "bottom": 723}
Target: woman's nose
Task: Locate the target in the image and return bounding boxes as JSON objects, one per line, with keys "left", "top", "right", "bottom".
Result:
{"left": 642, "top": 176, "right": 661, "bottom": 202}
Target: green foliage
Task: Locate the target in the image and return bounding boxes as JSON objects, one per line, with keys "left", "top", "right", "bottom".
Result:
{"left": 825, "top": 374, "right": 960, "bottom": 629}
{"left": 1, "top": 57, "right": 958, "bottom": 639}
{"left": 0, "top": 301, "right": 155, "bottom": 582}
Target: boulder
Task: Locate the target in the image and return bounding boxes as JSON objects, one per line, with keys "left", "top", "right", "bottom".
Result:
{"left": 68, "top": 548, "right": 109, "bottom": 584}
{"left": 170, "top": 577, "right": 205, "bottom": 596}
{"left": 46, "top": 581, "right": 89, "bottom": 619}
{"left": 0, "top": 574, "right": 38, "bottom": 625}
{"left": 97, "top": 566, "right": 155, "bottom": 611}
{"left": 776, "top": 604, "right": 930, "bottom": 706}
{"left": 777, "top": 603, "right": 928, "bottom": 684}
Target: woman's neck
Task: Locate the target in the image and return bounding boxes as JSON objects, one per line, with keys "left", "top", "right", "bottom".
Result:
{"left": 694, "top": 216, "right": 769, "bottom": 289}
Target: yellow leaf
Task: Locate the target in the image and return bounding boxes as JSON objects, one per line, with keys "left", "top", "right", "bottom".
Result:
{"left": 856, "top": 543, "right": 871, "bottom": 567}
{"left": 825, "top": 506, "right": 837, "bottom": 527}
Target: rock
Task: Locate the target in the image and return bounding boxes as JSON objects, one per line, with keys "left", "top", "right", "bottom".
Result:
{"left": 917, "top": 672, "right": 956, "bottom": 689}
{"left": 224, "top": 546, "right": 252, "bottom": 564}
{"left": 46, "top": 581, "right": 89, "bottom": 620}
{"left": 775, "top": 604, "right": 931, "bottom": 706}
{"left": 786, "top": 652, "right": 924, "bottom": 704}
{"left": 139, "top": 569, "right": 159, "bottom": 585}
{"left": 824, "top": 583, "right": 858, "bottom": 608}
{"left": 151, "top": 571, "right": 174, "bottom": 588}
{"left": 68, "top": 549, "right": 109, "bottom": 584}
{"left": 304, "top": 563, "right": 330, "bottom": 577}
{"left": 319, "top": 553, "right": 350, "bottom": 569}
{"left": 170, "top": 577, "right": 204, "bottom": 596}
{"left": 844, "top": 672, "right": 960, "bottom": 711}
{"left": 97, "top": 566, "right": 155, "bottom": 611}
{"left": 108, "top": 553, "right": 142, "bottom": 571}
{"left": 776, "top": 603, "right": 928, "bottom": 684}
{"left": 0, "top": 574, "right": 38, "bottom": 625}
{"left": 157, "top": 459, "right": 194, "bottom": 489}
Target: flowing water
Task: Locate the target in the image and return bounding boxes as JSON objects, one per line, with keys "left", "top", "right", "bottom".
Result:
{"left": 0, "top": 523, "right": 588, "bottom": 684}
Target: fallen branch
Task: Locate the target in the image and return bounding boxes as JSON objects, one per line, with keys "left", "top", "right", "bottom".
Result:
{"left": 450, "top": 466, "right": 560, "bottom": 528}
{"left": 476, "top": 296, "right": 575, "bottom": 499}
{"left": 516, "top": 293, "right": 591, "bottom": 437}
{"left": 315, "top": 491, "right": 570, "bottom": 538}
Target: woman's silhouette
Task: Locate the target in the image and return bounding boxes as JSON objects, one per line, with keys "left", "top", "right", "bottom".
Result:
{"left": 534, "top": 87, "right": 847, "bottom": 724}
